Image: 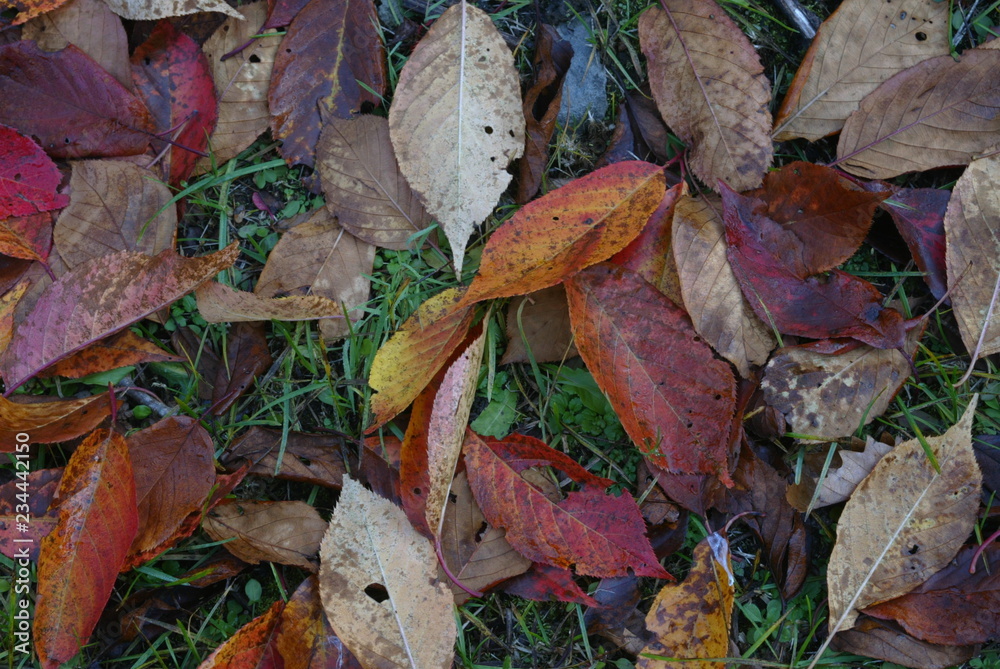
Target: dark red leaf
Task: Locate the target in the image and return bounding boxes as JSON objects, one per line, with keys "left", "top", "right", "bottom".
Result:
{"left": 609, "top": 182, "right": 684, "bottom": 303}
{"left": 881, "top": 188, "right": 950, "bottom": 300}
{"left": 211, "top": 322, "right": 273, "bottom": 415}
{"left": 0, "top": 125, "right": 69, "bottom": 218}
{"left": 263, "top": 0, "right": 311, "bottom": 30}
{"left": 0, "top": 468, "right": 61, "bottom": 561}
{"left": 0, "top": 41, "right": 154, "bottom": 158}
{"left": 503, "top": 563, "right": 600, "bottom": 607}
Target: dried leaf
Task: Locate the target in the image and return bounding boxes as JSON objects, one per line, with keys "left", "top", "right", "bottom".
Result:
{"left": 463, "top": 161, "right": 666, "bottom": 304}
{"left": 773, "top": 0, "right": 950, "bottom": 141}
{"left": 0, "top": 41, "right": 154, "bottom": 158}
{"left": 195, "top": 281, "right": 344, "bottom": 323}
{"left": 101, "top": 0, "right": 242, "bottom": 20}
{"left": 35, "top": 430, "right": 138, "bottom": 669}
{"left": 269, "top": 0, "right": 386, "bottom": 169}
{"left": 53, "top": 160, "right": 176, "bottom": 270}
{"left": 464, "top": 431, "right": 670, "bottom": 578}
{"left": 882, "top": 188, "right": 950, "bottom": 301}
{"left": 500, "top": 285, "right": 578, "bottom": 365}
{"left": 0, "top": 124, "right": 69, "bottom": 219}
{"left": 273, "top": 576, "right": 363, "bottom": 669}
{"left": 831, "top": 616, "right": 977, "bottom": 669}
{"left": 210, "top": 321, "right": 272, "bottom": 414}
{"left": 1, "top": 0, "right": 71, "bottom": 26}
{"left": 389, "top": 0, "right": 524, "bottom": 274}
{"left": 672, "top": 191, "right": 775, "bottom": 376}
{"left": 38, "top": 330, "right": 183, "bottom": 379}
{"left": 610, "top": 182, "right": 684, "bottom": 304}
{"left": 315, "top": 115, "right": 431, "bottom": 249}
{"left": 0, "top": 244, "right": 239, "bottom": 392}
{"left": 197, "top": 599, "right": 284, "bottom": 669}
{"left": 788, "top": 437, "right": 894, "bottom": 512}
{"left": 0, "top": 212, "right": 55, "bottom": 262}
{"left": 837, "top": 48, "right": 1000, "bottom": 179}
{"left": 319, "top": 475, "right": 456, "bottom": 669}
{"left": 638, "top": 0, "right": 772, "bottom": 191}
{"left": 203, "top": 499, "right": 328, "bottom": 571}
{"left": 565, "top": 264, "right": 736, "bottom": 481}
{"left": 223, "top": 427, "right": 351, "bottom": 487}
{"left": 0, "top": 468, "right": 61, "bottom": 561}
{"left": 502, "top": 563, "right": 600, "bottom": 607}
{"left": 0, "top": 279, "right": 29, "bottom": 355}
{"left": 0, "top": 393, "right": 111, "bottom": 448}
{"left": 827, "top": 399, "right": 983, "bottom": 631}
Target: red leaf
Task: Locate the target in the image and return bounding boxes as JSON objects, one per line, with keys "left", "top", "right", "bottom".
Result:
{"left": 0, "top": 41, "right": 154, "bottom": 158}
{"left": 502, "top": 563, "right": 600, "bottom": 607}
{"left": 464, "top": 431, "right": 670, "bottom": 578}
{"left": 35, "top": 429, "right": 138, "bottom": 669}
{"left": 0, "top": 468, "right": 62, "bottom": 561}
{"left": 609, "top": 182, "right": 683, "bottom": 303}
{"left": 131, "top": 21, "right": 218, "bottom": 186}
{"left": 198, "top": 599, "right": 285, "bottom": 669}
{"left": 720, "top": 182, "right": 907, "bottom": 350}
{"left": 0, "top": 212, "right": 53, "bottom": 262}
{"left": 0, "top": 244, "right": 239, "bottom": 393}
{"left": 565, "top": 263, "right": 736, "bottom": 482}
{"left": 881, "top": 188, "right": 950, "bottom": 301}
{"left": 0, "top": 124, "right": 69, "bottom": 218}
{"left": 263, "top": 0, "right": 311, "bottom": 30}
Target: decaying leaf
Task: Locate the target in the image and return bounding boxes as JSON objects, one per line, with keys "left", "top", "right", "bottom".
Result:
{"left": 831, "top": 616, "right": 978, "bottom": 669}
{"left": 197, "top": 599, "right": 284, "bottom": 669}
{"left": 101, "top": 0, "right": 242, "bottom": 20}
{"left": 0, "top": 124, "right": 69, "bottom": 219}
{"left": 389, "top": 0, "right": 524, "bottom": 274}
{"left": 0, "top": 468, "right": 61, "bottom": 561}
{"left": 672, "top": 190, "right": 775, "bottom": 376}
{"left": 223, "top": 427, "right": 352, "bottom": 488}
{"left": 638, "top": 0, "right": 772, "bottom": 191}
{"left": 0, "top": 212, "right": 54, "bottom": 263}
{"left": 882, "top": 188, "right": 950, "bottom": 301}
{"left": 319, "top": 475, "right": 456, "bottom": 669}
{"left": 203, "top": 499, "right": 328, "bottom": 571}
{"left": 38, "top": 329, "right": 183, "bottom": 379}
{"left": 1, "top": 0, "right": 72, "bottom": 26}
{"left": 610, "top": 182, "right": 684, "bottom": 305}
{"left": 827, "top": 398, "right": 983, "bottom": 632}
{"left": 0, "top": 392, "right": 111, "bottom": 448}
{"left": 773, "top": 0, "right": 950, "bottom": 141}
{"left": 500, "top": 285, "right": 578, "bottom": 365}
{"left": 195, "top": 281, "right": 343, "bottom": 323}
{"left": 787, "top": 437, "right": 894, "bottom": 512}
{"left": 273, "top": 576, "right": 363, "bottom": 669}
{"left": 210, "top": 321, "right": 272, "bottom": 415}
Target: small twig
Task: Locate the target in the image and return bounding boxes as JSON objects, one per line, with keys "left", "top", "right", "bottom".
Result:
{"left": 115, "top": 376, "right": 175, "bottom": 419}
{"left": 969, "top": 526, "right": 999, "bottom": 573}
{"left": 770, "top": 0, "right": 819, "bottom": 40}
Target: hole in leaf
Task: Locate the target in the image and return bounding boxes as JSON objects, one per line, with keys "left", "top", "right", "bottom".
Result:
{"left": 413, "top": 487, "right": 422, "bottom": 496}
{"left": 475, "top": 521, "right": 488, "bottom": 541}
{"left": 448, "top": 492, "right": 457, "bottom": 504}
{"left": 249, "top": 54, "right": 261, "bottom": 63}
{"left": 916, "top": 31, "right": 927, "bottom": 40}
{"left": 552, "top": 216, "right": 560, "bottom": 221}
{"left": 297, "top": 456, "right": 312, "bottom": 467}
{"left": 364, "top": 583, "right": 389, "bottom": 602}
{"left": 484, "top": 126, "right": 493, "bottom": 134}
{"left": 908, "top": 544, "right": 920, "bottom": 554}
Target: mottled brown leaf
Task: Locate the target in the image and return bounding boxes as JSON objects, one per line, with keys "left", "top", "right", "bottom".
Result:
{"left": 831, "top": 616, "right": 977, "bottom": 669}
{"left": 223, "top": 427, "right": 352, "bottom": 488}
{"left": 0, "top": 393, "right": 110, "bottom": 448}
{"left": 210, "top": 321, "right": 272, "bottom": 415}
{"left": 203, "top": 499, "right": 328, "bottom": 571}
{"left": 500, "top": 285, "right": 578, "bottom": 365}
{"left": 38, "top": 329, "right": 183, "bottom": 379}
{"left": 101, "top": 0, "right": 242, "bottom": 20}
{"left": 195, "top": 281, "right": 344, "bottom": 323}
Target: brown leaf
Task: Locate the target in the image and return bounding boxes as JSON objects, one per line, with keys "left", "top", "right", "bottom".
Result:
{"left": 0, "top": 279, "right": 31, "bottom": 355}
{"left": 318, "top": 475, "right": 456, "bottom": 669}
{"left": 610, "top": 182, "right": 684, "bottom": 305}
{"left": 389, "top": 0, "right": 524, "bottom": 274}
{"left": 831, "top": 616, "right": 978, "bottom": 669}
{"left": 827, "top": 399, "right": 983, "bottom": 632}
{"left": 0, "top": 468, "right": 61, "bottom": 561}
{"left": 197, "top": 599, "right": 284, "bottom": 669}
{"left": 638, "top": 0, "right": 772, "bottom": 191}
{"left": 38, "top": 329, "right": 183, "bottom": 379}
{"left": 203, "top": 499, "right": 328, "bottom": 571}
{"left": 211, "top": 321, "right": 272, "bottom": 415}
{"left": 584, "top": 576, "right": 651, "bottom": 656}
{"left": 273, "top": 575, "right": 363, "bottom": 669}
{"left": 0, "top": 393, "right": 110, "bottom": 448}
{"left": 126, "top": 415, "right": 215, "bottom": 555}
{"left": 500, "top": 285, "right": 578, "bottom": 365}
{"left": 773, "top": 0, "right": 950, "bottom": 141}
{"left": 222, "top": 427, "right": 352, "bottom": 488}
{"left": 672, "top": 190, "right": 775, "bottom": 376}
{"left": 837, "top": 48, "right": 1000, "bottom": 179}
{"left": 269, "top": 0, "right": 386, "bottom": 169}
{"left": 101, "top": 0, "right": 242, "bottom": 19}
{"left": 195, "top": 281, "right": 343, "bottom": 323}
{"left": 787, "top": 437, "right": 894, "bottom": 512}
{"left": 315, "top": 115, "right": 431, "bottom": 249}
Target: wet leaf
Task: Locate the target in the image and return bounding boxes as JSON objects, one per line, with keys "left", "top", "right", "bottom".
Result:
{"left": 38, "top": 330, "right": 183, "bottom": 379}
{"left": 195, "top": 281, "right": 344, "bottom": 323}
{"left": 566, "top": 264, "right": 736, "bottom": 481}
{"left": 0, "top": 124, "right": 69, "bottom": 219}
{"left": 203, "top": 499, "right": 328, "bottom": 571}
{"left": 389, "top": 0, "right": 524, "bottom": 274}
{"left": 0, "top": 393, "right": 111, "bottom": 448}
{"left": 502, "top": 563, "right": 600, "bottom": 607}
{"left": 638, "top": 0, "right": 772, "bottom": 191}
{"left": 500, "top": 285, "right": 578, "bottom": 365}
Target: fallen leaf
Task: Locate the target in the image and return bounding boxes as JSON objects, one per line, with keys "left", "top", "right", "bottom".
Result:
{"left": 0, "top": 212, "right": 54, "bottom": 262}
{"left": 945, "top": 153, "right": 1000, "bottom": 361}
{"left": 864, "top": 543, "right": 1000, "bottom": 645}
{"left": 761, "top": 324, "right": 923, "bottom": 441}
{"left": 38, "top": 329, "right": 183, "bottom": 379}
{"left": 53, "top": 160, "right": 176, "bottom": 270}
{"left": 131, "top": 20, "right": 218, "bottom": 186}
{"left": 35, "top": 429, "right": 138, "bottom": 669}
{"left": 625, "top": 88, "right": 672, "bottom": 164}
{"left": 463, "top": 161, "right": 666, "bottom": 304}
{"left": 638, "top": 0, "right": 772, "bottom": 191}
{"left": 565, "top": 264, "right": 736, "bottom": 481}
{"left": 827, "top": 398, "right": 983, "bottom": 631}
{"left": 517, "top": 23, "right": 573, "bottom": 203}
{"left": 881, "top": 188, "right": 950, "bottom": 301}
{"left": 773, "top": 0, "right": 950, "bottom": 141}
{"left": 0, "top": 279, "right": 29, "bottom": 354}
{"left": 195, "top": 281, "right": 344, "bottom": 323}
{"left": 501, "top": 562, "right": 600, "bottom": 607}
{"left": 262, "top": 0, "right": 310, "bottom": 30}
{"left": 672, "top": 190, "right": 775, "bottom": 376}
{"left": 584, "top": 575, "right": 651, "bottom": 656}
{"left": 269, "top": 0, "right": 386, "bottom": 169}
{"left": 637, "top": 533, "right": 734, "bottom": 669}
{"left": 1, "top": 0, "right": 71, "bottom": 26}
{"left": 273, "top": 576, "right": 363, "bottom": 669}
{"left": 389, "top": 0, "right": 524, "bottom": 274}
{"left": 22, "top": 0, "right": 132, "bottom": 89}
{"left": 210, "top": 321, "right": 272, "bottom": 414}
{"left": 0, "top": 468, "right": 61, "bottom": 561}
{"left": 223, "top": 427, "right": 352, "bottom": 487}
{"left": 500, "top": 285, "right": 578, "bottom": 365}
{"left": 610, "top": 182, "right": 684, "bottom": 305}
{"left": 101, "top": 0, "right": 242, "bottom": 20}
{"left": 203, "top": 499, "right": 328, "bottom": 571}
{"left": 315, "top": 115, "right": 431, "bottom": 250}
{"left": 831, "top": 616, "right": 977, "bottom": 669}
{"left": 464, "top": 431, "right": 670, "bottom": 578}
{"left": 0, "top": 41, "right": 155, "bottom": 158}
{"left": 197, "top": 599, "right": 284, "bottom": 669}
{"left": 126, "top": 415, "right": 215, "bottom": 556}
{"left": 367, "top": 287, "right": 474, "bottom": 430}
{"left": 360, "top": 435, "right": 403, "bottom": 506}
{"left": 0, "top": 124, "right": 69, "bottom": 219}
{"left": 721, "top": 183, "right": 907, "bottom": 350}
{"left": 645, "top": 460, "right": 728, "bottom": 518}
{"left": 0, "top": 393, "right": 111, "bottom": 448}
{"left": 0, "top": 244, "right": 239, "bottom": 392}
{"left": 319, "top": 475, "right": 456, "bottom": 669}
{"left": 836, "top": 48, "right": 1000, "bottom": 179}
{"left": 788, "top": 437, "right": 894, "bottom": 512}
{"left": 197, "top": 3, "right": 282, "bottom": 173}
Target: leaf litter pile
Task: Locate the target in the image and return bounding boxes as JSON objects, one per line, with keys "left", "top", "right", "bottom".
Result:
{"left": 1, "top": 0, "right": 1000, "bottom": 667}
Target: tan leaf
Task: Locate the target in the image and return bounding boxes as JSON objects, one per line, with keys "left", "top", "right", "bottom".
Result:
{"left": 761, "top": 324, "right": 923, "bottom": 441}
{"left": 638, "top": 0, "right": 772, "bottom": 191}
{"left": 316, "top": 115, "right": 431, "bottom": 250}
{"left": 203, "top": 499, "right": 328, "bottom": 571}
{"left": 500, "top": 285, "right": 578, "bottom": 365}
{"left": 319, "top": 475, "right": 456, "bottom": 669}
{"left": 254, "top": 209, "right": 374, "bottom": 340}
{"left": 836, "top": 48, "right": 1000, "bottom": 179}
{"left": 53, "top": 160, "right": 175, "bottom": 270}
{"left": 388, "top": 0, "right": 524, "bottom": 274}
{"left": 671, "top": 190, "right": 775, "bottom": 376}
{"left": 0, "top": 279, "right": 29, "bottom": 355}
{"left": 197, "top": 3, "right": 281, "bottom": 174}
{"left": 788, "top": 437, "right": 894, "bottom": 512}
{"left": 100, "top": 0, "right": 242, "bottom": 20}
{"left": 22, "top": 0, "right": 132, "bottom": 89}
{"left": 826, "top": 398, "right": 983, "bottom": 633}
{"left": 945, "top": 153, "right": 1000, "bottom": 360}
{"left": 0, "top": 393, "right": 110, "bottom": 448}
{"left": 195, "top": 281, "right": 343, "bottom": 323}
{"left": 637, "top": 533, "right": 734, "bottom": 669}
{"left": 773, "top": 0, "right": 950, "bottom": 141}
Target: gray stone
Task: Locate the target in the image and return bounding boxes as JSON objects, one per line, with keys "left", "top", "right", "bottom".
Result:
{"left": 556, "top": 18, "right": 609, "bottom": 126}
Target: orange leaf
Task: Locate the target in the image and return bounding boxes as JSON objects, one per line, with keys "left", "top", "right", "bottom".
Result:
{"left": 37, "top": 330, "right": 183, "bottom": 379}
{"left": 0, "top": 393, "right": 111, "bottom": 449}
{"left": 35, "top": 429, "right": 138, "bottom": 669}
{"left": 462, "top": 161, "right": 666, "bottom": 304}
{"left": 197, "top": 599, "right": 284, "bottom": 669}
{"left": 0, "top": 212, "right": 54, "bottom": 262}
{"left": 273, "top": 576, "right": 363, "bottom": 669}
